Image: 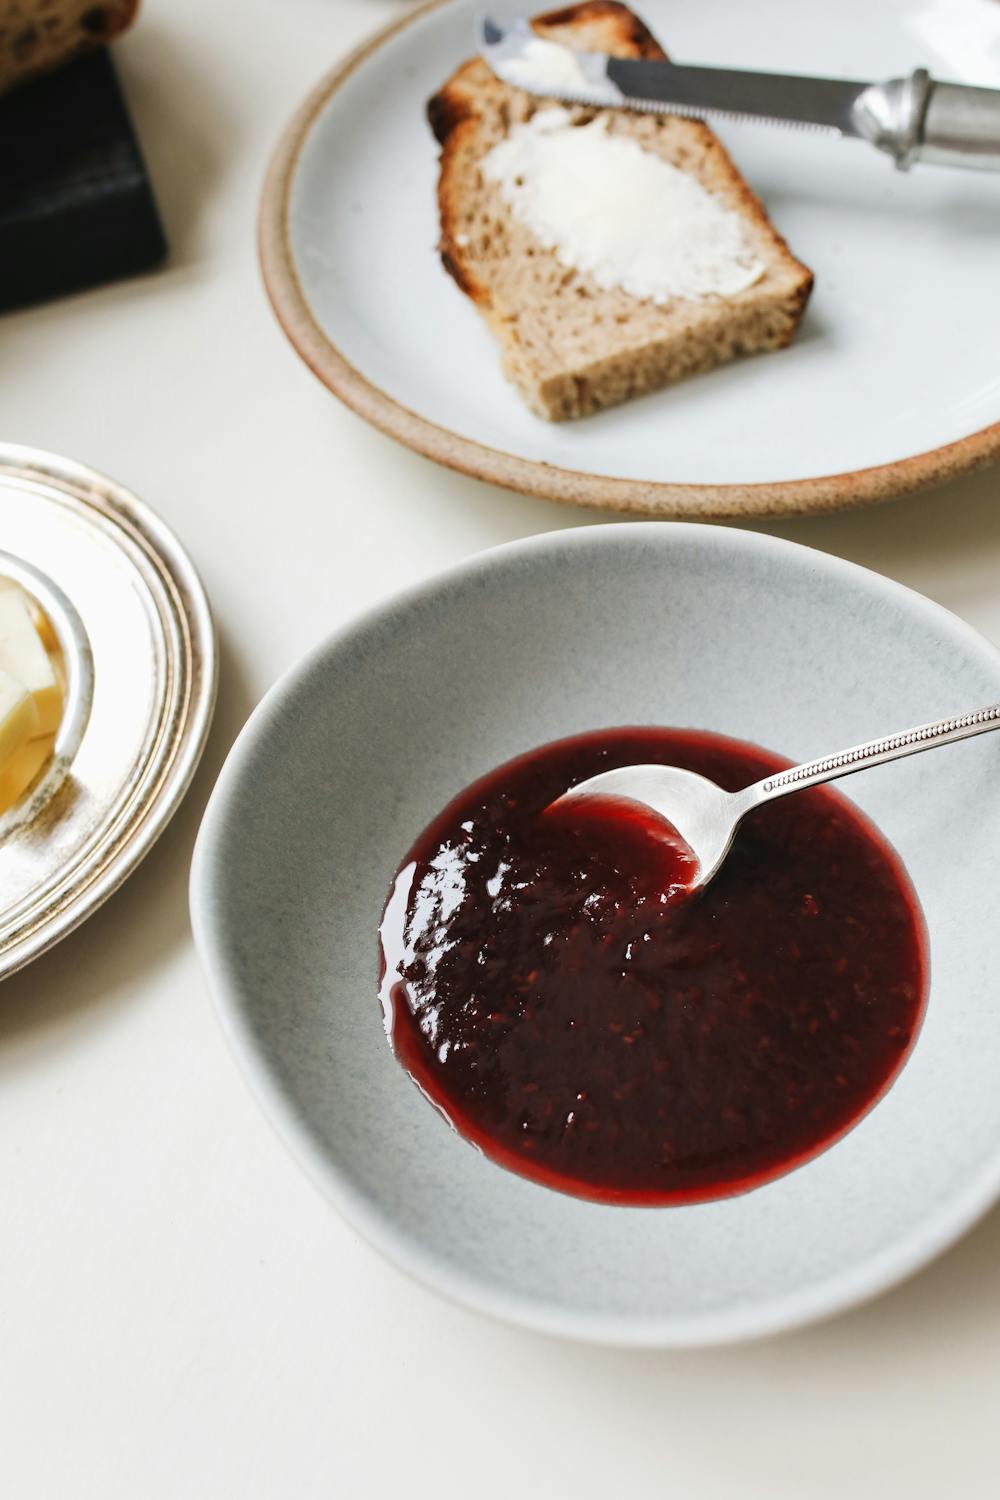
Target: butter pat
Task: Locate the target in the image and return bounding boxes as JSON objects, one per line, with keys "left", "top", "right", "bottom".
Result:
{"left": 0, "top": 576, "right": 58, "bottom": 651}
{"left": 481, "top": 108, "right": 766, "bottom": 303}
{"left": 0, "top": 587, "right": 62, "bottom": 736}
{"left": 0, "top": 667, "right": 39, "bottom": 770}
{"left": 0, "top": 733, "right": 53, "bottom": 812}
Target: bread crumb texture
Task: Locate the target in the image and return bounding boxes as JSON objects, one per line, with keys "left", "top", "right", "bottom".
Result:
{"left": 428, "top": 1, "right": 813, "bottom": 420}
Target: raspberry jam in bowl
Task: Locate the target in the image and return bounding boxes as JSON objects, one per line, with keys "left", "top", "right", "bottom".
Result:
{"left": 192, "top": 523, "right": 1000, "bottom": 1345}
{"left": 380, "top": 727, "right": 926, "bottom": 1206}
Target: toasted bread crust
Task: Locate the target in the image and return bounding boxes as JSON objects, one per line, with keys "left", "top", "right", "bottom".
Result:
{"left": 427, "top": 62, "right": 476, "bottom": 146}
{"left": 533, "top": 0, "right": 664, "bottom": 61}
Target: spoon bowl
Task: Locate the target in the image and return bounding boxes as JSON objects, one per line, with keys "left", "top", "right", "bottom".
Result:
{"left": 556, "top": 762, "right": 735, "bottom": 888}
{"left": 556, "top": 700, "right": 1000, "bottom": 891}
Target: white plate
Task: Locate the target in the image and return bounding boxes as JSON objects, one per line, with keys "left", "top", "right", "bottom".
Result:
{"left": 192, "top": 524, "right": 1000, "bottom": 1346}
{"left": 260, "top": 0, "right": 1000, "bottom": 516}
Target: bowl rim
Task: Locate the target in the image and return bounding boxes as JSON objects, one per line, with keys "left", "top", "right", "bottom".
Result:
{"left": 190, "top": 522, "right": 1000, "bottom": 1346}
{"left": 258, "top": 0, "right": 1000, "bottom": 522}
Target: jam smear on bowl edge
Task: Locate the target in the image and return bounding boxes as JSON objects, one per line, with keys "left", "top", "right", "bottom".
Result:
{"left": 378, "top": 727, "right": 927, "bottom": 1206}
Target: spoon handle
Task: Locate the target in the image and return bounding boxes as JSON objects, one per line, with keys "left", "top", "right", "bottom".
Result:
{"left": 742, "top": 702, "right": 1000, "bottom": 807}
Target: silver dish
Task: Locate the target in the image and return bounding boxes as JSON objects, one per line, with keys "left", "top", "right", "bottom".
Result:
{"left": 0, "top": 444, "right": 217, "bottom": 979}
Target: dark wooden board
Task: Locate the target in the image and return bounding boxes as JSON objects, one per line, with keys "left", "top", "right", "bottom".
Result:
{"left": 0, "top": 47, "right": 166, "bottom": 311}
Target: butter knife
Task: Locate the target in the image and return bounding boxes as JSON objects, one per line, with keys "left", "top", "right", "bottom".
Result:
{"left": 480, "top": 15, "right": 1000, "bottom": 171}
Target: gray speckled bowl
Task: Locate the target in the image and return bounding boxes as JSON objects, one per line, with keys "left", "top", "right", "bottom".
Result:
{"left": 191, "top": 524, "right": 1000, "bottom": 1346}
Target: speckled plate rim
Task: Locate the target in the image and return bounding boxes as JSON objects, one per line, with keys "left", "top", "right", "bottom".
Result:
{"left": 258, "top": 0, "right": 1000, "bottom": 521}
{"left": 0, "top": 444, "right": 218, "bottom": 978}
{"left": 191, "top": 523, "right": 1000, "bottom": 1347}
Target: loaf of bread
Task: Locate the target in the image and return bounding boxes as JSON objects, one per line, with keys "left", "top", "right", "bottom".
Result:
{"left": 428, "top": 1, "right": 813, "bottom": 421}
{"left": 0, "top": 0, "right": 137, "bottom": 96}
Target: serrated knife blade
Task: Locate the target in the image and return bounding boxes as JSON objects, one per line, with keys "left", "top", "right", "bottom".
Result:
{"left": 478, "top": 15, "right": 1000, "bottom": 171}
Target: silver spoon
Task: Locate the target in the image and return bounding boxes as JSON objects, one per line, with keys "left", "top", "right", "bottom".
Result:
{"left": 552, "top": 704, "right": 1000, "bottom": 890}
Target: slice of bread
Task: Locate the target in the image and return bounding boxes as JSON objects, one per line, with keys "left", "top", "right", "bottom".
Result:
{"left": 428, "top": 1, "right": 813, "bottom": 421}
{"left": 0, "top": 0, "right": 138, "bottom": 96}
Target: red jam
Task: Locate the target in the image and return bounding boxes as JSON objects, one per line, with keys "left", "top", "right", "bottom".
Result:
{"left": 378, "top": 728, "right": 926, "bottom": 1205}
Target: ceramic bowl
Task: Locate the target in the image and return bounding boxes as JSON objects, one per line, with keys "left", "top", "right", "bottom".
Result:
{"left": 191, "top": 524, "right": 1000, "bottom": 1345}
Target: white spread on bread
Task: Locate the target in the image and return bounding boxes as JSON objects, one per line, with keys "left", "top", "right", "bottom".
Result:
{"left": 496, "top": 37, "right": 593, "bottom": 95}
{"left": 481, "top": 107, "right": 766, "bottom": 303}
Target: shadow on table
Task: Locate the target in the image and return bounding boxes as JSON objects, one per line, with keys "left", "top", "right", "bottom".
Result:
{"left": 0, "top": 626, "right": 256, "bottom": 1049}
{"left": 757, "top": 458, "right": 1000, "bottom": 604}
{"left": 400, "top": 404, "right": 1000, "bottom": 607}
{"left": 117, "top": 13, "right": 243, "bottom": 271}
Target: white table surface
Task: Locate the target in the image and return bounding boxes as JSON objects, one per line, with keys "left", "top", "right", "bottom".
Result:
{"left": 3, "top": 2, "right": 1000, "bottom": 1494}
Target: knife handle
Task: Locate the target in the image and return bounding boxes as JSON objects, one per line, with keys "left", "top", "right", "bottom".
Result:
{"left": 917, "top": 81, "right": 1000, "bottom": 171}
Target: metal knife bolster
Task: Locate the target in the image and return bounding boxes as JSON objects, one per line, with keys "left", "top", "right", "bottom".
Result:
{"left": 846, "top": 68, "right": 1000, "bottom": 170}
